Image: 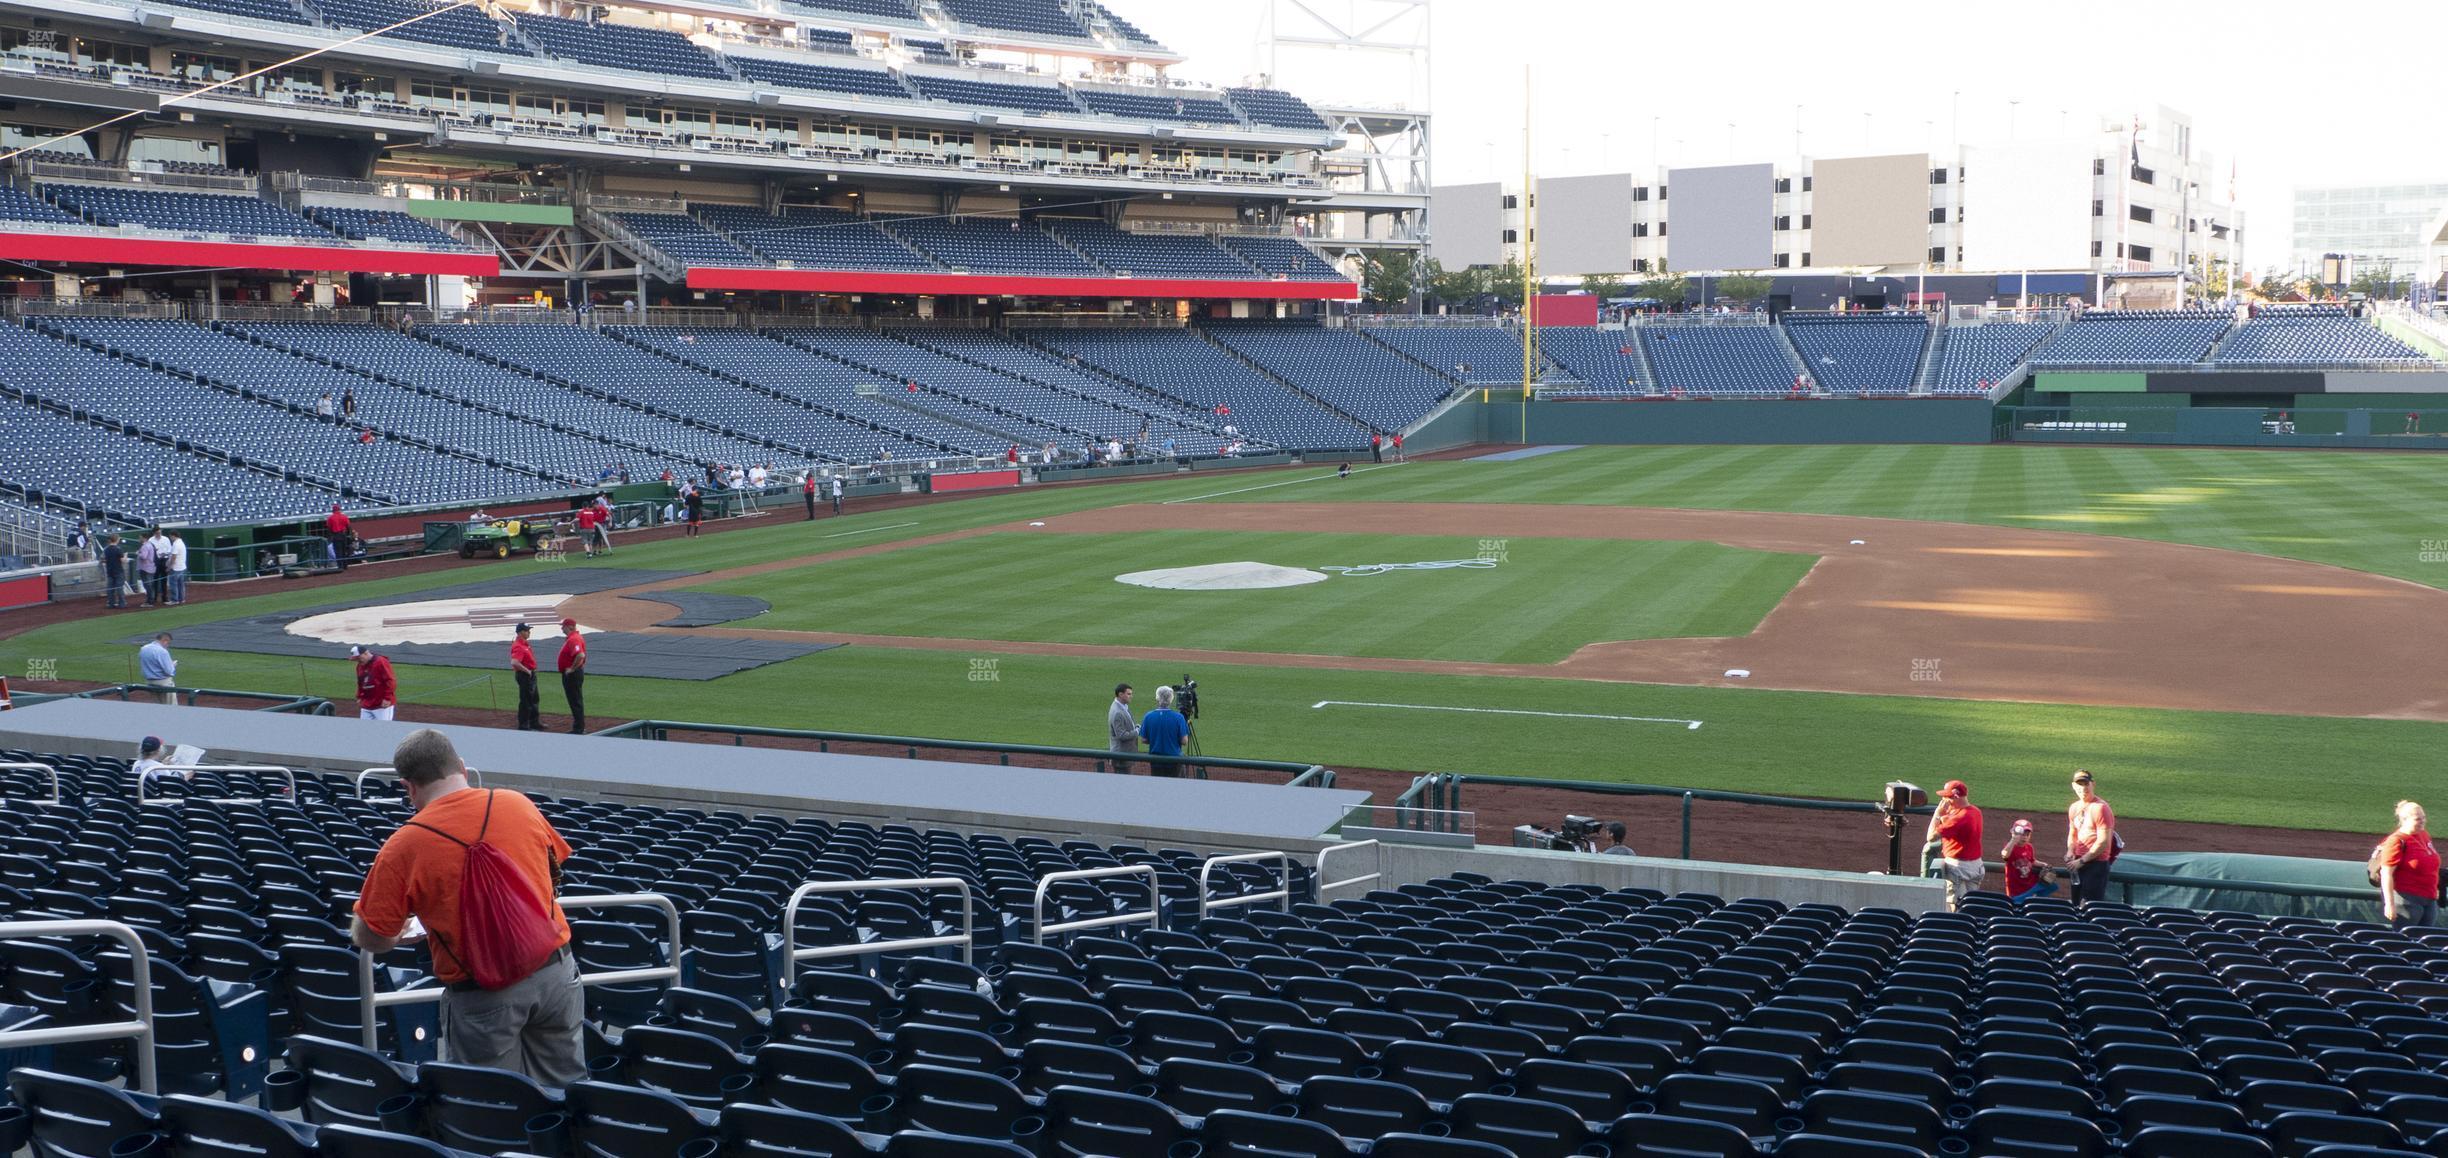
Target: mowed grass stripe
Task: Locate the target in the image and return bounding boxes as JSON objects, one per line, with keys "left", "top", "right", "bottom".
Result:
{"left": 699, "top": 531, "right": 1814, "bottom": 664}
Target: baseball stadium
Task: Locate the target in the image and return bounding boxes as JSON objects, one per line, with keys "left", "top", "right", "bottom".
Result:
{"left": 2, "top": 1, "right": 2448, "bottom": 1155}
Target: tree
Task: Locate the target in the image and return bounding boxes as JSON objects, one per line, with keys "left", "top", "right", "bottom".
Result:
{"left": 1422, "top": 259, "right": 1488, "bottom": 309}
{"left": 2350, "top": 266, "right": 2411, "bottom": 301}
{"left": 1580, "top": 273, "right": 1626, "bottom": 300}
{"left": 1487, "top": 258, "right": 1527, "bottom": 308}
{"left": 1714, "top": 274, "right": 1773, "bottom": 305}
{"left": 1632, "top": 275, "right": 1688, "bottom": 308}
{"left": 1362, "top": 250, "right": 1416, "bottom": 308}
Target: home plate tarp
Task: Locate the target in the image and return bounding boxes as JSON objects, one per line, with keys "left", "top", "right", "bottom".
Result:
{"left": 126, "top": 569, "right": 830, "bottom": 680}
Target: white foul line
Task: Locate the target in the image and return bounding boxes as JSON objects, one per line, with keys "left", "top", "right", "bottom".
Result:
{"left": 1313, "top": 700, "right": 1703, "bottom": 730}
{"left": 821, "top": 521, "right": 919, "bottom": 539}
{"left": 1163, "top": 461, "right": 1407, "bottom": 504}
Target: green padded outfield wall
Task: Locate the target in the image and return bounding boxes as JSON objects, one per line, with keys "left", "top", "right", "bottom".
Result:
{"left": 1429, "top": 397, "right": 1996, "bottom": 446}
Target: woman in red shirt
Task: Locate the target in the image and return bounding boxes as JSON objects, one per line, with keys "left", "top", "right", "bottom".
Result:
{"left": 2379, "top": 801, "right": 2438, "bottom": 927}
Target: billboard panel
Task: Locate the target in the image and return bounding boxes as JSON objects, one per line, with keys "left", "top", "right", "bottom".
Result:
{"left": 1961, "top": 140, "right": 2095, "bottom": 272}
{"left": 1812, "top": 153, "right": 1930, "bottom": 267}
{"left": 1429, "top": 181, "right": 1505, "bottom": 269}
{"left": 1665, "top": 163, "right": 1772, "bottom": 272}
{"left": 1537, "top": 174, "right": 1633, "bottom": 276}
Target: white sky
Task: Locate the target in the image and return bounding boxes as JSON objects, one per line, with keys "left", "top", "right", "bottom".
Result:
{"left": 1119, "top": 0, "right": 2448, "bottom": 271}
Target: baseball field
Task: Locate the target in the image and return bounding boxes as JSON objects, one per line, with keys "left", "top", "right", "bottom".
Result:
{"left": 9, "top": 442, "right": 2448, "bottom": 841}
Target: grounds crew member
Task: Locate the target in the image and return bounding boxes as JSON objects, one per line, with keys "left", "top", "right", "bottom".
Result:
{"left": 352, "top": 645, "right": 397, "bottom": 721}
{"left": 510, "top": 623, "right": 542, "bottom": 731}
{"left": 557, "top": 617, "right": 587, "bottom": 733}
{"left": 353, "top": 728, "right": 582, "bottom": 1084}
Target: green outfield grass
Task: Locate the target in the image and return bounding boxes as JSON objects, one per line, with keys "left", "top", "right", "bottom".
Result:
{"left": 699, "top": 530, "right": 1816, "bottom": 663}
{"left": 6, "top": 442, "right": 2443, "bottom": 835}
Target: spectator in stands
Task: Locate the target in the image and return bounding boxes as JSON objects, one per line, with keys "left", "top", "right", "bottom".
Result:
{"left": 138, "top": 631, "right": 177, "bottom": 705}
{"left": 1140, "top": 686, "right": 1188, "bottom": 776}
{"left": 316, "top": 391, "right": 336, "bottom": 422}
{"left": 352, "top": 645, "right": 397, "bottom": 721}
{"left": 2378, "top": 801, "right": 2439, "bottom": 927}
{"left": 749, "top": 463, "right": 768, "bottom": 490}
{"left": 132, "top": 734, "right": 189, "bottom": 786}
{"left": 341, "top": 389, "right": 356, "bottom": 421}
{"left": 68, "top": 520, "right": 90, "bottom": 563}
{"left": 1925, "top": 779, "right": 1984, "bottom": 909}
{"left": 2001, "top": 820, "right": 2055, "bottom": 903}
{"left": 1007, "top": 444, "right": 1020, "bottom": 466}
{"left": 1162, "top": 436, "right": 1176, "bottom": 459}
{"left": 353, "top": 728, "right": 583, "bottom": 1086}
{"left": 165, "top": 531, "right": 187, "bottom": 605}
{"left": 101, "top": 534, "right": 126, "bottom": 610}
{"left": 596, "top": 464, "right": 617, "bottom": 484}
{"left": 510, "top": 623, "right": 541, "bottom": 732}
{"left": 830, "top": 475, "right": 843, "bottom": 517}
{"left": 1106, "top": 683, "right": 1140, "bottom": 770}
{"left": 557, "top": 618, "right": 587, "bottom": 734}
{"left": 1601, "top": 822, "right": 1634, "bottom": 856}
{"left": 2065, "top": 770, "right": 2119, "bottom": 905}
{"left": 616, "top": 462, "right": 630, "bottom": 484}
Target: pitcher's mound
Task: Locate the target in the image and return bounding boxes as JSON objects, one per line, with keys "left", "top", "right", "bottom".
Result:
{"left": 1117, "top": 562, "right": 1329, "bottom": 591}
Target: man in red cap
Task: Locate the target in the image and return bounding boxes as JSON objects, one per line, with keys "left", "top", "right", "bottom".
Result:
{"left": 556, "top": 618, "right": 587, "bottom": 734}
{"left": 1925, "top": 779, "right": 1984, "bottom": 910}
{"left": 351, "top": 645, "right": 397, "bottom": 721}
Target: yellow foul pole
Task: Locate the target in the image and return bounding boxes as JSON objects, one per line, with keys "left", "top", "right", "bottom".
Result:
{"left": 1520, "top": 66, "right": 1537, "bottom": 442}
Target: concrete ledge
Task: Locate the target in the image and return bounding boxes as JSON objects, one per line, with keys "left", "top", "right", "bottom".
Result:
{"left": 1371, "top": 841, "right": 1951, "bottom": 914}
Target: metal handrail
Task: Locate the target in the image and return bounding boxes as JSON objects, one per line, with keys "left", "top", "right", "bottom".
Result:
{"left": 137, "top": 764, "right": 298, "bottom": 805}
{"left": 359, "top": 893, "right": 680, "bottom": 1050}
{"left": 1033, "top": 865, "right": 1159, "bottom": 945}
{"left": 1196, "top": 852, "right": 1291, "bottom": 920}
{"left": 0, "top": 761, "right": 62, "bottom": 806}
{"left": 354, "top": 766, "right": 483, "bottom": 798}
{"left": 782, "top": 878, "right": 977, "bottom": 968}
{"left": 73, "top": 684, "right": 335, "bottom": 714}
{"left": 1314, "top": 840, "right": 1380, "bottom": 899}
{"left": 0, "top": 919, "right": 156, "bottom": 1093}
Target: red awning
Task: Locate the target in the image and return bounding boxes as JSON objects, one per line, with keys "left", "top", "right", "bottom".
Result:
{"left": 686, "top": 267, "right": 1359, "bottom": 300}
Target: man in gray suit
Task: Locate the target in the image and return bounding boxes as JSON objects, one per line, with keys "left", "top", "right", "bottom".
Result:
{"left": 1107, "top": 683, "right": 1139, "bottom": 773}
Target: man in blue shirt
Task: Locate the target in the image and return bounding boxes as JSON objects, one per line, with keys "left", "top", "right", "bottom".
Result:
{"left": 101, "top": 535, "right": 126, "bottom": 609}
{"left": 1139, "top": 686, "right": 1189, "bottom": 777}
{"left": 138, "top": 632, "right": 177, "bottom": 706}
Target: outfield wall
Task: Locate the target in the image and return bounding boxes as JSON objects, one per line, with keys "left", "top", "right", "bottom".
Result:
{"left": 1427, "top": 398, "right": 1995, "bottom": 446}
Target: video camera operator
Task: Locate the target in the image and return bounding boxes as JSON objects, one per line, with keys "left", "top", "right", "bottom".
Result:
{"left": 1141, "top": 687, "right": 1189, "bottom": 777}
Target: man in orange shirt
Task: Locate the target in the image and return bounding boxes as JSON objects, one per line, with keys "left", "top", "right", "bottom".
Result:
{"left": 352, "top": 729, "right": 581, "bottom": 1084}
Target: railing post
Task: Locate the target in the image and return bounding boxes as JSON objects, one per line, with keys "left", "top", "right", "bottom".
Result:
{"left": 0, "top": 920, "right": 156, "bottom": 1093}
{"left": 0, "top": 762, "right": 63, "bottom": 807}
{"left": 1314, "top": 840, "right": 1381, "bottom": 899}
{"left": 1196, "top": 852, "right": 1292, "bottom": 920}
{"left": 1032, "top": 865, "right": 1160, "bottom": 945}
{"left": 1681, "top": 792, "right": 1694, "bottom": 860}
{"left": 782, "top": 878, "right": 976, "bottom": 973}
{"left": 359, "top": 893, "right": 680, "bottom": 1051}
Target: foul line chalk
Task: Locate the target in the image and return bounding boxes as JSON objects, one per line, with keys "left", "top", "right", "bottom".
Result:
{"left": 1163, "top": 461, "right": 1407, "bottom": 504}
{"left": 1312, "top": 700, "right": 1702, "bottom": 730}
{"left": 821, "top": 521, "right": 920, "bottom": 539}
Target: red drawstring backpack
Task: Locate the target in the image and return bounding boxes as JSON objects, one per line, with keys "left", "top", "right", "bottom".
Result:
{"left": 407, "top": 791, "right": 562, "bottom": 990}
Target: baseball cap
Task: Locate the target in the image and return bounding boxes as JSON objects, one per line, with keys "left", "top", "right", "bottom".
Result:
{"left": 348, "top": 645, "right": 366, "bottom": 658}
{"left": 2011, "top": 819, "right": 2033, "bottom": 834}
{"left": 1940, "top": 780, "right": 1969, "bottom": 799}
{"left": 2072, "top": 770, "right": 2094, "bottom": 784}
{"left": 561, "top": 617, "right": 577, "bottom": 629}
{"left": 514, "top": 622, "right": 532, "bottom": 633}
{"left": 139, "top": 735, "right": 163, "bottom": 756}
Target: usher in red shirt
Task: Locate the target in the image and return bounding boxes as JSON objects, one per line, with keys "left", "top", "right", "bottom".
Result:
{"left": 557, "top": 632, "right": 585, "bottom": 673}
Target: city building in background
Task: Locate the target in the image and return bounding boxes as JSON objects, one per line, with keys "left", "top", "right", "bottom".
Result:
{"left": 2289, "top": 181, "right": 2448, "bottom": 285}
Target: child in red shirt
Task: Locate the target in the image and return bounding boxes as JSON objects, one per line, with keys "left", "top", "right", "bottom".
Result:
{"left": 2002, "top": 819, "right": 2056, "bottom": 903}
